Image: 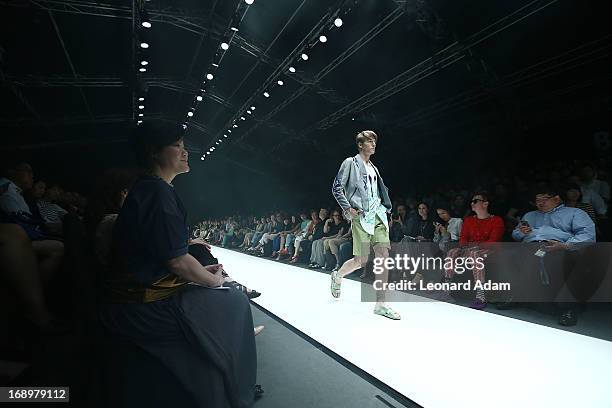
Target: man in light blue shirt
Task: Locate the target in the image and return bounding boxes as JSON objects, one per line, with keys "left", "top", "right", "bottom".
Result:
{"left": 503, "top": 186, "right": 596, "bottom": 326}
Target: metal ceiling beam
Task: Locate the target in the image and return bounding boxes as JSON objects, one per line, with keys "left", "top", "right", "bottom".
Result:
{"left": 271, "top": 0, "right": 559, "bottom": 152}
{"left": 47, "top": 9, "right": 93, "bottom": 119}
{"left": 232, "top": 5, "right": 406, "bottom": 151}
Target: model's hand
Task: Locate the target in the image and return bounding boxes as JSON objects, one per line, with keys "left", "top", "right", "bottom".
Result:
{"left": 348, "top": 208, "right": 359, "bottom": 218}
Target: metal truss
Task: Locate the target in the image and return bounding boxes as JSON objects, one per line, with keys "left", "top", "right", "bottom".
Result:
{"left": 235, "top": 5, "right": 406, "bottom": 150}
{"left": 271, "top": 0, "right": 559, "bottom": 152}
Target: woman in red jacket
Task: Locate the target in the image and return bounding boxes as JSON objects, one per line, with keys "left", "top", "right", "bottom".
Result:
{"left": 444, "top": 192, "right": 504, "bottom": 309}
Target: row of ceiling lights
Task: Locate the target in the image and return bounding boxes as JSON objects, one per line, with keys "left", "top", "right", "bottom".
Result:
{"left": 135, "top": 3, "right": 152, "bottom": 125}
{"left": 200, "top": 13, "right": 345, "bottom": 161}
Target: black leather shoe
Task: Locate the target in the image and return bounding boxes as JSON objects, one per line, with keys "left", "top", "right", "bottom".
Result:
{"left": 254, "top": 384, "right": 264, "bottom": 400}
{"left": 558, "top": 309, "right": 578, "bottom": 326}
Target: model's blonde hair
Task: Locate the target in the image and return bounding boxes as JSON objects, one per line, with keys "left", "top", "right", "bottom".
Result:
{"left": 356, "top": 130, "right": 378, "bottom": 151}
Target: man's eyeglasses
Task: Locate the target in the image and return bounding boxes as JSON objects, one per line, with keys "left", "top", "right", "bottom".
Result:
{"left": 471, "top": 198, "right": 485, "bottom": 204}
{"left": 535, "top": 196, "right": 554, "bottom": 203}
{"left": 332, "top": 214, "right": 341, "bottom": 217}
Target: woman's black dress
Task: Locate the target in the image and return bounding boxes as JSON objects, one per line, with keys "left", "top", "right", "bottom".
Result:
{"left": 99, "top": 175, "right": 256, "bottom": 408}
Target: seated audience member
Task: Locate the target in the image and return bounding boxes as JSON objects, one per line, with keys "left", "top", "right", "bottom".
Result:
{"left": 246, "top": 217, "right": 267, "bottom": 250}
{"left": 239, "top": 219, "right": 258, "bottom": 249}
{"left": 580, "top": 163, "right": 610, "bottom": 202}
{"left": 508, "top": 186, "right": 596, "bottom": 326}
{"left": 0, "top": 161, "right": 65, "bottom": 284}
{"left": 568, "top": 175, "right": 607, "bottom": 218}
{"left": 304, "top": 208, "right": 329, "bottom": 267}
{"left": 270, "top": 216, "right": 293, "bottom": 258}
{"left": 433, "top": 205, "right": 463, "bottom": 253}
{"left": 564, "top": 183, "right": 597, "bottom": 224}
{"left": 404, "top": 202, "right": 435, "bottom": 242}
{"left": 310, "top": 209, "right": 347, "bottom": 269}
{"left": 289, "top": 210, "right": 318, "bottom": 263}
{"left": 100, "top": 123, "right": 261, "bottom": 406}
{"left": 38, "top": 184, "right": 69, "bottom": 224}
{"left": 274, "top": 214, "right": 303, "bottom": 259}
{"left": 443, "top": 192, "right": 504, "bottom": 309}
{"left": 324, "top": 221, "right": 352, "bottom": 272}
{"left": 249, "top": 214, "right": 278, "bottom": 253}
{"left": 450, "top": 194, "right": 469, "bottom": 219}
{"left": 0, "top": 222, "right": 67, "bottom": 334}
{"left": 389, "top": 204, "right": 410, "bottom": 242}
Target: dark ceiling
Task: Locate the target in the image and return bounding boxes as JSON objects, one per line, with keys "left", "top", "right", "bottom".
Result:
{"left": 1, "top": 0, "right": 611, "bottom": 216}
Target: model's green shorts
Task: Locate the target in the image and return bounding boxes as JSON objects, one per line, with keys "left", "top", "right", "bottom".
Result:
{"left": 352, "top": 215, "right": 390, "bottom": 257}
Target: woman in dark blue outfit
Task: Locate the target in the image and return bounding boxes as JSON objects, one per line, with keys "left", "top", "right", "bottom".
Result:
{"left": 99, "top": 123, "right": 258, "bottom": 408}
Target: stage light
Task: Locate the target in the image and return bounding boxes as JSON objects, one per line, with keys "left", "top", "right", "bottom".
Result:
{"left": 139, "top": 68, "right": 146, "bottom": 72}
{"left": 319, "top": 35, "right": 327, "bottom": 43}
{"left": 138, "top": 97, "right": 144, "bottom": 101}
{"left": 218, "top": 139, "right": 222, "bottom": 142}
{"left": 201, "top": 156, "right": 204, "bottom": 160}
{"left": 187, "top": 112, "right": 193, "bottom": 117}
{"left": 233, "top": 124, "right": 238, "bottom": 128}
{"left": 141, "top": 61, "right": 148, "bottom": 66}
{"left": 206, "top": 73, "right": 214, "bottom": 80}
{"left": 251, "top": 106, "right": 256, "bottom": 110}
{"left": 228, "top": 129, "right": 232, "bottom": 133}
{"left": 245, "top": 0, "right": 254, "bottom": 4}
{"left": 138, "top": 113, "right": 144, "bottom": 117}
{"left": 212, "top": 63, "right": 219, "bottom": 67}
{"left": 240, "top": 116, "right": 245, "bottom": 120}
{"left": 289, "top": 66, "right": 296, "bottom": 73}
{"left": 140, "top": 42, "right": 149, "bottom": 49}
{"left": 221, "top": 42, "right": 229, "bottom": 50}
{"left": 182, "top": 124, "right": 188, "bottom": 129}
{"left": 142, "top": 21, "right": 151, "bottom": 28}
{"left": 196, "top": 96, "right": 203, "bottom": 101}
{"left": 301, "top": 53, "right": 308, "bottom": 61}
{"left": 138, "top": 105, "right": 144, "bottom": 109}
{"left": 263, "top": 92, "right": 270, "bottom": 97}
{"left": 224, "top": 134, "right": 228, "bottom": 138}
{"left": 137, "top": 120, "right": 143, "bottom": 124}
{"left": 247, "top": 110, "right": 252, "bottom": 114}
{"left": 216, "top": 141, "right": 219, "bottom": 145}
{"left": 277, "top": 80, "right": 284, "bottom": 86}
{"left": 334, "top": 18, "right": 343, "bottom": 27}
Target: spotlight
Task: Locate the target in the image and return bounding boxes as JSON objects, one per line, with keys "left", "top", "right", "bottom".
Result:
{"left": 206, "top": 73, "right": 214, "bottom": 80}
{"left": 141, "top": 61, "right": 148, "bottom": 66}
{"left": 245, "top": 0, "right": 254, "bottom": 4}
{"left": 138, "top": 97, "right": 144, "bottom": 101}
{"left": 137, "top": 120, "right": 143, "bottom": 124}
{"left": 140, "top": 42, "right": 149, "bottom": 49}
{"left": 228, "top": 129, "right": 232, "bottom": 133}
{"left": 212, "top": 63, "right": 219, "bottom": 67}
{"left": 142, "top": 21, "right": 151, "bottom": 29}
{"left": 182, "top": 124, "right": 188, "bottom": 129}
{"left": 301, "top": 53, "right": 308, "bottom": 61}
{"left": 251, "top": 106, "right": 256, "bottom": 110}
{"left": 289, "top": 66, "right": 296, "bottom": 73}
{"left": 187, "top": 112, "right": 193, "bottom": 117}
{"left": 138, "top": 113, "right": 144, "bottom": 117}
{"left": 277, "top": 80, "right": 284, "bottom": 86}
{"left": 218, "top": 139, "right": 222, "bottom": 142}
{"left": 263, "top": 92, "right": 270, "bottom": 97}
{"left": 201, "top": 156, "right": 205, "bottom": 160}
{"left": 139, "top": 68, "right": 146, "bottom": 72}
{"left": 247, "top": 110, "right": 252, "bottom": 114}
{"left": 224, "top": 134, "right": 227, "bottom": 137}
{"left": 240, "top": 116, "right": 245, "bottom": 120}
{"left": 138, "top": 105, "right": 144, "bottom": 109}
{"left": 334, "top": 17, "right": 343, "bottom": 27}
{"left": 233, "top": 124, "right": 238, "bottom": 128}
{"left": 221, "top": 42, "right": 229, "bottom": 50}
{"left": 196, "top": 96, "right": 203, "bottom": 101}
{"left": 319, "top": 35, "right": 327, "bottom": 43}
{"left": 216, "top": 141, "right": 219, "bottom": 145}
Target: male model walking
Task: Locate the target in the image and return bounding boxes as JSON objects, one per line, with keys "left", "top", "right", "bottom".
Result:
{"left": 331, "top": 130, "right": 400, "bottom": 320}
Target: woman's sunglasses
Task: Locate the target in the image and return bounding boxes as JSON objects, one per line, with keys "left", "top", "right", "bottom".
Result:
{"left": 471, "top": 198, "right": 485, "bottom": 204}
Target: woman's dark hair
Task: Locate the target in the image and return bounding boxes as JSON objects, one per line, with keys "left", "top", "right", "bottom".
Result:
{"left": 84, "top": 167, "right": 138, "bottom": 238}
{"left": 472, "top": 190, "right": 490, "bottom": 202}
{"left": 131, "top": 122, "right": 184, "bottom": 170}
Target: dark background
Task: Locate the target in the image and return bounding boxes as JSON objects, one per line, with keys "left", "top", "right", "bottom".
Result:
{"left": 1, "top": 0, "right": 611, "bottom": 221}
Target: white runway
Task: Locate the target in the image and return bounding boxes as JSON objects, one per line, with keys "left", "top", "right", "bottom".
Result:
{"left": 213, "top": 247, "right": 612, "bottom": 408}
